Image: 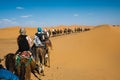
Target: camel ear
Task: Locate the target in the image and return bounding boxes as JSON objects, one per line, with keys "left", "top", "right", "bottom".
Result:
{"left": 4, "top": 56, "right": 6, "bottom": 59}
{"left": 0, "top": 58, "right": 4, "bottom": 63}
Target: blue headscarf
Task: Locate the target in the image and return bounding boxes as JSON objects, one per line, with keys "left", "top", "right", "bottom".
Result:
{"left": 37, "top": 27, "right": 42, "bottom": 32}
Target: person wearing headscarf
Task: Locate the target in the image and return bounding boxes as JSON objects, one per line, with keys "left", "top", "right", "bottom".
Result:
{"left": 0, "top": 58, "right": 19, "bottom": 80}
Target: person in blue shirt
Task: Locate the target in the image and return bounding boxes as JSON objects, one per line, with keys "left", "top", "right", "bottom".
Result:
{"left": 0, "top": 58, "right": 19, "bottom": 80}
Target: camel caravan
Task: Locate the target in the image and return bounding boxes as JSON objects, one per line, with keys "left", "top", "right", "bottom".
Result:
{"left": 48, "top": 26, "right": 91, "bottom": 37}
{"left": 0, "top": 26, "right": 91, "bottom": 80}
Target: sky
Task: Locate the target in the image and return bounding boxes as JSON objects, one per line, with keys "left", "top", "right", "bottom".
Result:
{"left": 0, "top": 0, "right": 120, "bottom": 28}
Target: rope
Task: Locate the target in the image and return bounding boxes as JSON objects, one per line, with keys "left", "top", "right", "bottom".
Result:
{"left": 15, "top": 55, "right": 21, "bottom": 67}
{"left": 25, "top": 57, "right": 32, "bottom": 67}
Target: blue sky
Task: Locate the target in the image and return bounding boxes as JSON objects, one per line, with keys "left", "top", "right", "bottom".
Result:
{"left": 0, "top": 0, "right": 120, "bottom": 28}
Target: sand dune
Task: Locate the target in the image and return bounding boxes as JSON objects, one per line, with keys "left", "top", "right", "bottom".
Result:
{"left": 0, "top": 25, "right": 120, "bottom": 80}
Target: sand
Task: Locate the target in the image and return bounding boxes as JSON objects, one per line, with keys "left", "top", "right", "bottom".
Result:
{"left": 0, "top": 25, "right": 120, "bottom": 80}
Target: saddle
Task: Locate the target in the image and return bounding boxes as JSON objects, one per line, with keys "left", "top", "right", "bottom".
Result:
{"left": 15, "top": 51, "right": 33, "bottom": 67}
{"left": 16, "top": 51, "right": 32, "bottom": 59}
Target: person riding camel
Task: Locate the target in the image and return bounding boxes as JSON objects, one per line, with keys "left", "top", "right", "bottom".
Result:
{"left": 17, "top": 27, "right": 32, "bottom": 53}
{"left": 33, "top": 27, "right": 49, "bottom": 58}
{"left": 33, "top": 27, "right": 44, "bottom": 48}
{"left": 43, "top": 28, "right": 53, "bottom": 50}
{"left": 34, "top": 27, "right": 51, "bottom": 50}
{"left": 43, "top": 28, "right": 50, "bottom": 38}
{"left": 0, "top": 58, "right": 19, "bottom": 80}
{"left": 16, "top": 27, "right": 40, "bottom": 72}
{"left": 15, "top": 27, "right": 31, "bottom": 59}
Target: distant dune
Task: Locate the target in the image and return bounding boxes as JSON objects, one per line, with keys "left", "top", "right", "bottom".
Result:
{"left": 0, "top": 25, "right": 120, "bottom": 80}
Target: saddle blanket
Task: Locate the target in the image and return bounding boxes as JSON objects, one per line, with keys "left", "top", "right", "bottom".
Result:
{"left": 19, "top": 51, "right": 32, "bottom": 58}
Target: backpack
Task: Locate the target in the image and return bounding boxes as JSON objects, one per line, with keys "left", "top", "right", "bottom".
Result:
{"left": 35, "top": 33, "right": 44, "bottom": 42}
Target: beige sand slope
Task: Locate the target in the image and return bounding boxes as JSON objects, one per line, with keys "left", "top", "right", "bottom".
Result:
{"left": 0, "top": 25, "right": 120, "bottom": 80}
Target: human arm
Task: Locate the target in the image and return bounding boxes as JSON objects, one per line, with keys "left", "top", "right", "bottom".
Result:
{"left": 26, "top": 36, "right": 32, "bottom": 47}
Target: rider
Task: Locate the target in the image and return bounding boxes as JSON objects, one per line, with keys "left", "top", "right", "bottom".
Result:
{"left": 17, "top": 27, "right": 32, "bottom": 54}
{"left": 33, "top": 27, "right": 44, "bottom": 48}
{"left": 0, "top": 58, "right": 19, "bottom": 80}
{"left": 34, "top": 27, "right": 49, "bottom": 57}
{"left": 34, "top": 27, "right": 50, "bottom": 49}
{"left": 43, "top": 28, "right": 50, "bottom": 38}
{"left": 16, "top": 27, "right": 39, "bottom": 71}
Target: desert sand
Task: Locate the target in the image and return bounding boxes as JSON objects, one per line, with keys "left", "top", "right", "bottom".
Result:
{"left": 0, "top": 25, "right": 120, "bottom": 80}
